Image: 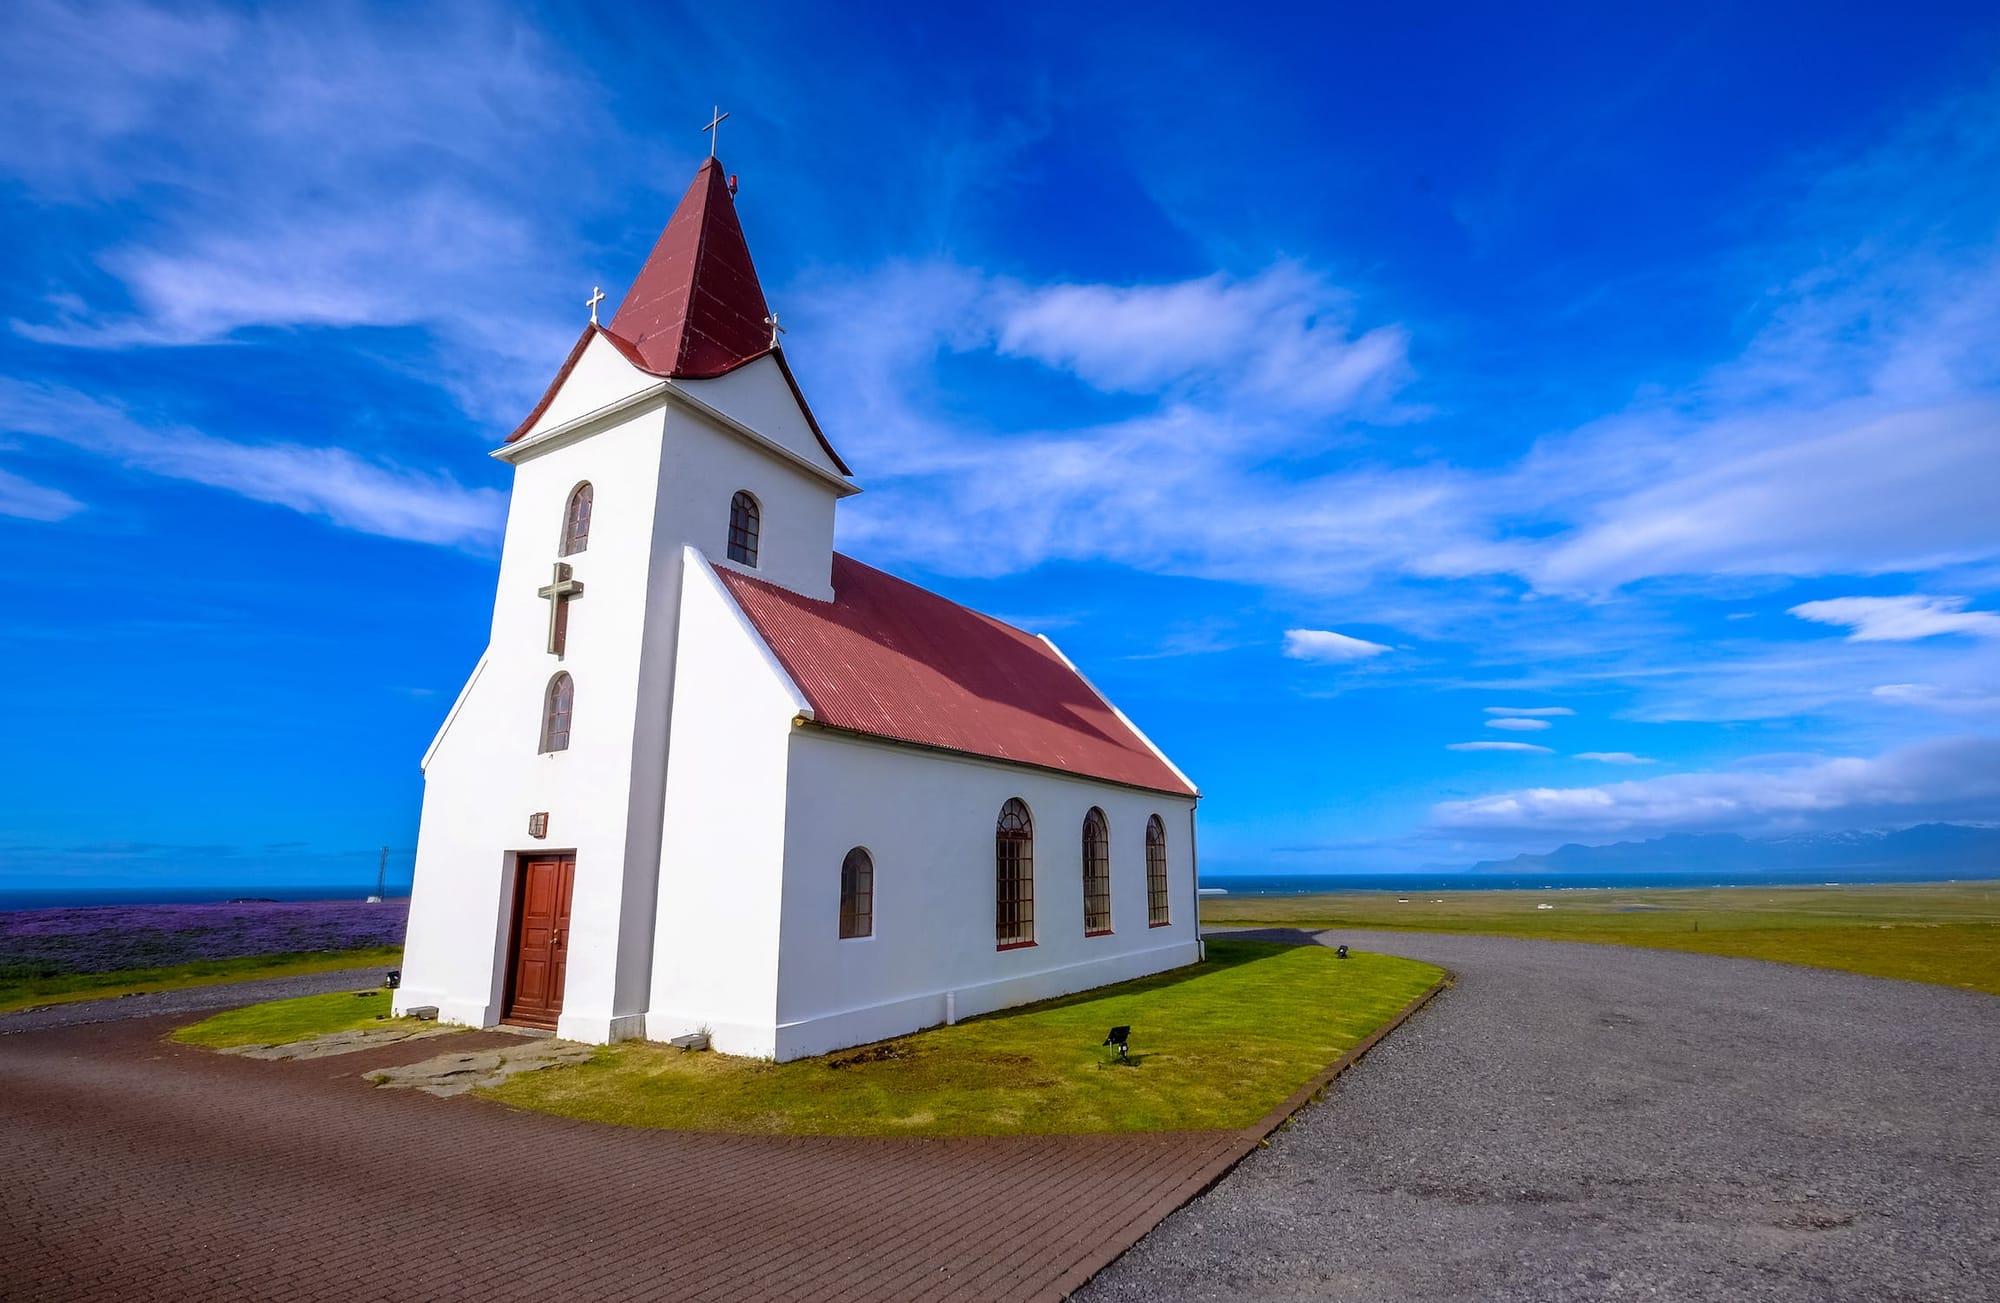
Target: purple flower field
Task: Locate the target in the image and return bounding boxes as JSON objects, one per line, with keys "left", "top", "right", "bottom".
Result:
{"left": 0, "top": 900, "right": 409, "bottom": 978}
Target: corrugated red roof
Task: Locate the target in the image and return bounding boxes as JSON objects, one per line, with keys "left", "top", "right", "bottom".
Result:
{"left": 715, "top": 555, "right": 1195, "bottom": 797}
{"left": 611, "top": 156, "right": 774, "bottom": 379}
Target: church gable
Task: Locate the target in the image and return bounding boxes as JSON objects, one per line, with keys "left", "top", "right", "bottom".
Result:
{"left": 507, "top": 326, "right": 660, "bottom": 445}
{"left": 674, "top": 353, "right": 848, "bottom": 480}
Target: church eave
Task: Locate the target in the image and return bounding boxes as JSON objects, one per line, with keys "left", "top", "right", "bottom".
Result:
{"left": 791, "top": 716, "right": 1201, "bottom": 800}
{"left": 493, "top": 356, "right": 858, "bottom": 500}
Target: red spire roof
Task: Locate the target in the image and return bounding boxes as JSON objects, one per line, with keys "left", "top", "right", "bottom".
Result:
{"left": 715, "top": 555, "right": 1196, "bottom": 797}
{"left": 609, "top": 157, "right": 774, "bottom": 379}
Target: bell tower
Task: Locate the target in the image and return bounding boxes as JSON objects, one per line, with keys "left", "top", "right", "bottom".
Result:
{"left": 396, "top": 149, "right": 856, "bottom": 1041}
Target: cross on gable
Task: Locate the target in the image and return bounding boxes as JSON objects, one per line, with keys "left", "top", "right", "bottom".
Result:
{"left": 538, "top": 562, "right": 585, "bottom": 657}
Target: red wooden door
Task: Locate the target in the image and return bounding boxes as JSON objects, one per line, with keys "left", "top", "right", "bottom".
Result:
{"left": 504, "top": 854, "right": 575, "bottom": 1029}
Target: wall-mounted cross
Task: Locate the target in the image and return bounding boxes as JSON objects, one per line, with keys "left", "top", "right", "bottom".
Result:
{"left": 537, "top": 562, "right": 585, "bottom": 657}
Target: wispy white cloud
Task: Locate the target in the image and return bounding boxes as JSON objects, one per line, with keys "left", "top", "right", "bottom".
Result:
{"left": 1790, "top": 594, "right": 2000, "bottom": 642}
{"left": 993, "top": 264, "right": 1413, "bottom": 416}
{"left": 1, "top": 0, "right": 596, "bottom": 425}
{"left": 0, "top": 466, "right": 83, "bottom": 521}
{"left": 813, "top": 79, "right": 2000, "bottom": 625}
{"left": 0, "top": 380, "right": 502, "bottom": 549}
{"left": 1433, "top": 736, "right": 2000, "bottom": 836}
{"left": 1282, "top": 628, "right": 1394, "bottom": 662}
{"left": 1574, "top": 752, "right": 1656, "bottom": 765}
{"left": 1447, "top": 741, "right": 1553, "bottom": 754}
{"left": 1486, "top": 717, "right": 1551, "bottom": 732}
{"left": 1871, "top": 683, "right": 2000, "bottom": 715}
{"left": 1486, "top": 706, "right": 1575, "bottom": 717}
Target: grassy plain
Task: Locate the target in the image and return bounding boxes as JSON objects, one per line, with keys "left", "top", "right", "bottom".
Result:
{"left": 1202, "top": 881, "right": 2000, "bottom": 995}
{"left": 171, "top": 987, "right": 429, "bottom": 1048}
{"left": 0, "top": 945, "right": 404, "bottom": 1015}
{"left": 487, "top": 939, "right": 1442, "bottom": 1136}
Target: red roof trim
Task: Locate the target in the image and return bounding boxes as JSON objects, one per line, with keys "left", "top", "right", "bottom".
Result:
{"left": 768, "top": 347, "right": 852, "bottom": 477}
{"left": 504, "top": 324, "right": 597, "bottom": 444}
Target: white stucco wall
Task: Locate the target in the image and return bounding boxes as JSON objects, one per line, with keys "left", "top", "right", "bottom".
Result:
{"left": 398, "top": 392, "right": 673, "bottom": 1040}
{"left": 659, "top": 394, "right": 841, "bottom": 603}
{"left": 401, "top": 360, "right": 853, "bottom": 1039}
{"left": 647, "top": 548, "right": 805, "bottom": 1057}
{"left": 769, "top": 729, "right": 1202, "bottom": 1061}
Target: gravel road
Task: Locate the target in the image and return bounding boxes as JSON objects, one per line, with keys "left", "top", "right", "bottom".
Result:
{"left": 0, "top": 967, "right": 391, "bottom": 1036}
{"left": 1079, "top": 929, "right": 2000, "bottom": 1302}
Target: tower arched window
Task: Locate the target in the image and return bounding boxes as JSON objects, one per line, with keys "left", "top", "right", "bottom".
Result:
{"left": 727, "top": 490, "right": 760, "bottom": 566}
{"left": 539, "top": 673, "right": 573, "bottom": 754}
{"left": 1146, "top": 815, "right": 1170, "bottom": 926}
{"left": 559, "top": 482, "right": 593, "bottom": 556}
{"left": 1082, "top": 807, "right": 1111, "bottom": 935}
{"left": 840, "top": 847, "right": 874, "bottom": 939}
{"left": 995, "top": 798, "right": 1035, "bottom": 948}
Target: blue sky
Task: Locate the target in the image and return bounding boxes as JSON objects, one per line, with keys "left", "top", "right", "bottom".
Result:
{"left": 4, "top": 1, "right": 2000, "bottom": 890}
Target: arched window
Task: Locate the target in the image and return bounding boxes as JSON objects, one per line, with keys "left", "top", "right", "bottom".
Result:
{"left": 539, "top": 673, "right": 573, "bottom": 754}
{"left": 995, "top": 798, "right": 1035, "bottom": 947}
{"left": 559, "top": 482, "right": 593, "bottom": 556}
{"left": 727, "top": 490, "right": 760, "bottom": 566}
{"left": 839, "top": 847, "right": 874, "bottom": 939}
{"left": 1146, "top": 815, "right": 1170, "bottom": 926}
{"left": 1082, "top": 807, "right": 1111, "bottom": 935}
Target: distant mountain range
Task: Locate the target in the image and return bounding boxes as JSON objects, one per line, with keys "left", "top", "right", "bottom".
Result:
{"left": 1464, "top": 823, "right": 2000, "bottom": 878}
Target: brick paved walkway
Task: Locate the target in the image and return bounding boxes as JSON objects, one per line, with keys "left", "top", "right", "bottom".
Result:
{"left": 0, "top": 1015, "right": 1249, "bottom": 1302}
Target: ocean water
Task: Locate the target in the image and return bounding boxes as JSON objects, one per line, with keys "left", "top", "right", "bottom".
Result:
{"left": 1199, "top": 866, "right": 1989, "bottom": 894}
{"left": 0, "top": 884, "right": 412, "bottom": 912}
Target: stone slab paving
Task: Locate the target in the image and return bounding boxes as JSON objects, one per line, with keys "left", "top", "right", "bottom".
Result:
{"left": 225, "top": 1023, "right": 461, "bottom": 1061}
{"left": 1079, "top": 928, "right": 2000, "bottom": 1303}
{"left": 370, "top": 1036, "right": 598, "bottom": 1094}
{"left": 0, "top": 1012, "right": 1245, "bottom": 1302}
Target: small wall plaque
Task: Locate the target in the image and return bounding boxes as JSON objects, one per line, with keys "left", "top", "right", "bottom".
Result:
{"left": 528, "top": 812, "right": 549, "bottom": 839}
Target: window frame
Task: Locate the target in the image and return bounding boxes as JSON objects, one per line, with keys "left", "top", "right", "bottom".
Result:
{"left": 539, "top": 672, "right": 574, "bottom": 754}
{"left": 1146, "top": 814, "right": 1171, "bottom": 926}
{"left": 559, "top": 482, "right": 593, "bottom": 556}
{"left": 839, "top": 847, "right": 875, "bottom": 940}
{"left": 727, "top": 490, "right": 761, "bottom": 567}
{"left": 995, "top": 798, "right": 1036, "bottom": 949}
{"left": 1082, "top": 807, "right": 1112, "bottom": 936}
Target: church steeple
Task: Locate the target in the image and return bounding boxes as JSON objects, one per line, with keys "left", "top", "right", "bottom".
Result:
{"left": 608, "top": 157, "right": 775, "bottom": 379}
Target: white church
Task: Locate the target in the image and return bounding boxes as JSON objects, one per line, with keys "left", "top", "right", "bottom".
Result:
{"left": 395, "top": 151, "right": 1202, "bottom": 1060}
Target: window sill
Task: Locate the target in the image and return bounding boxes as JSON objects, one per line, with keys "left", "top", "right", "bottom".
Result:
{"left": 1148, "top": 920, "right": 1173, "bottom": 928}
{"left": 995, "top": 940, "right": 1037, "bottom": 952}
{"left": 1085, "top": 929, "right": 1114, "bottom": 938}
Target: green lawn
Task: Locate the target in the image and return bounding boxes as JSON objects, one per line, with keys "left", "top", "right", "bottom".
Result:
{"left": 487, "top": 940, "right": 1442, "bottom": 1136}
{"left": 171, "top": 987, "right": 431, "bottom": 1048}
{"left": 0, "top": 946, "right": 405, "bottom": 1015}
{"left": 1202, "top": 881, "right": 2000, "bottom": 995}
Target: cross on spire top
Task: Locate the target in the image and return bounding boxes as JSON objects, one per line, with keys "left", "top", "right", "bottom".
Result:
{"left": 702, "top": 105, "right": 729, "bottom": 158}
